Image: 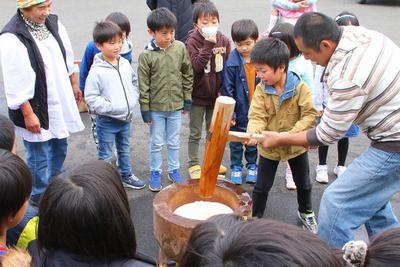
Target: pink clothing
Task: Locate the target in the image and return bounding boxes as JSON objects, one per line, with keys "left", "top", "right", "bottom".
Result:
{"left": 277, "top": 2, "right": 317, "bottom": 18}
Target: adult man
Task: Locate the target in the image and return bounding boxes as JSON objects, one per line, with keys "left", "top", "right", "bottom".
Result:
{"left": 0, "top": 0, "right": 84, "bottom": 206}
{"left": 257, "top": 12, "right": 400, "bottom": 247}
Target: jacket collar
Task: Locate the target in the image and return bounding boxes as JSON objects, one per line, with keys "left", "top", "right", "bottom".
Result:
{"left": 145, "top": 38, "right": 173, "bottom": 51}
{"left": 264, "top": 71, "right": 301, "bottom": 104}
{"left": 226, "top": 49, "right": 243, "bottom": 67}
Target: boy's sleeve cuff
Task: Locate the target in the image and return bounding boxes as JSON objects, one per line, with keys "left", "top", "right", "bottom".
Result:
{"left": 183, "top": 100, "right": 192, "bottom": 111}
{"left": 141, "top": 110, "right": 152, "bottom": 123}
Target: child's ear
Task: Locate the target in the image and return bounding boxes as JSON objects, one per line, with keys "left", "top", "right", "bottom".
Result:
{"left": 147, "top": 28, "right": 155, "bottom": 37}
{"left": 95, "top": 42, "right": 102, "bottom": 50}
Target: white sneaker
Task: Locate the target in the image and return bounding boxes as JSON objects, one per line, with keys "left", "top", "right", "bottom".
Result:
{"left": 334, "top": 165, "right": 347, "bottom": 177}
{"left": 315, "top": 165, "right": 329, "bottom": 183}
{"left": 285, "top": 166, "right": 296, "bottom": 190}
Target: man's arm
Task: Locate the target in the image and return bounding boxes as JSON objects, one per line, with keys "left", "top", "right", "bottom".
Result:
{"left": 260, "top": 130, "right": 313, "bottom": 148}
{"left": 20, "top": 102, "right": 41, "bottom": 133}
{"left": 70, "top": 72, "right": 82, "bottom": 104}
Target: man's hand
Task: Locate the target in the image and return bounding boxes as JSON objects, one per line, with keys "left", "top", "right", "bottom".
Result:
{"left": 260, "top": 131, "right": 285, "bottom": 149}
{"left": 24, "top": 113, "right": 41, "bottom": 133}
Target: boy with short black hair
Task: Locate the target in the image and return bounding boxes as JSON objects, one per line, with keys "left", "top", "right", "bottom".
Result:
{"left": 85, "top": 21, "right": 145, "bottom": 190}
{"left": 222, "top": 19, "right": 259, "bottom": 185}
{"left": 138, "top": 7, "right": 193, "bottom": 191}
{"left": 186, "top": 0, "right": 231, "bottom": 179}
{"left": 0, "top": 149, "right": 32, "bottom": 255}
{"left": 0, "top": 114, "right": 16, "bottom": 153}
{"left": 247, "top": 38, "right": 318, "bottom": 233}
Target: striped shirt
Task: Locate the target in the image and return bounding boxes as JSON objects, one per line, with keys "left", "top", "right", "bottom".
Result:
{"left": 307, "top": 26, "right": 400, "bottom": 151}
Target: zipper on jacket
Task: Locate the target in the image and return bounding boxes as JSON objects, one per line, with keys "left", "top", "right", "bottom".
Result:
{"left": 108, "top": 60, "right": 131, "bottom": 121}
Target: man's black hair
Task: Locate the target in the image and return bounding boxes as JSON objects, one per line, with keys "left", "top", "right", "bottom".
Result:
{"left": 269, "top": 23, "right": 300, "bottom": 59}
{"left": 0, "top": 114, "right": 15, "bottom": 152}
{"left": 294, "top": 12, "right": 342, "bottom": 51}
{"left": 0, "top": 149, "right": 32, "bottom": 220}
{"left": 147, "top": 7, "right": 177, "bottom": 32}
{"left": 106, "top": 12, "right": 131, "bottom": 36}
{"left": 193, "top": 0, "right": 219, "bottom": 24}
{"left": 250, "top": 38, "right": 289, "bottom": 72}
{"left": 231, "top": 19, "right": 259, "bottom": 43}
{"left": 93, "top": 21, "right": 122, "bottom": 44}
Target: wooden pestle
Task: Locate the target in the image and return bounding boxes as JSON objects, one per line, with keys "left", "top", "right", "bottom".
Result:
{"left": 199, "top": 96, "right": 236, "bottom": 198}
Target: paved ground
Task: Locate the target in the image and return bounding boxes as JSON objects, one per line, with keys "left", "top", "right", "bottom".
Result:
{"left": 1, "top": 0, "right": 400, "bottom": 258}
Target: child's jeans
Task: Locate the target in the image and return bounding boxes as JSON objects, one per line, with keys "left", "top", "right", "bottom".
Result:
{"left": 252, "top": 152, "right": 312, "bottom": 218}
{"left": 229, "top": 126, "right": 257, "bottom": 169}
{"left": 150, "top": 111, "right": 181, "bottom": 172}
{"left": 96, "top": 115, "right": 132, "bottom": 179}
{"left": 188, "top": 104, "right": 214, "bottom": 167}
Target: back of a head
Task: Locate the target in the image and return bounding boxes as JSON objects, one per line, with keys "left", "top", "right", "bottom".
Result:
{"left": 335, "top": 11, "right": 360, "bottom": 26}
{"left": 37, "top": 160, "right": 137, "bottom": 261}
{"left": 365, "top": 227, "right": 400, "bottom": 266}
{"left": 231, "top": 19, "right": 258, "bottom": 43}
{"left": 93, "top": 20, "right": 122, "bottom": 44}
{"left": 294, "top": 12, "right": 341, "bottom": 51}
{"left": 193, "top": 0, "right": 219, "bottom": 24}
{"left": 147, "top": 7, "right": 177, "bottom": 32}
{"left": 0, "top": 149, "right": 32, "bottom": 223}
{"left": 250, "top": 38, "right": 290, "bottom": 72}
{"left": 0, "top": 114, "right": 15, "bottom": 152}
{"left": 106, "top": 12, "right": 131, "bottom": 36}
{"left": 269, "top": 23, "right": 300, "bottom": 59}
{"left": 181, "top": 216, "right": 341, "bottom": 267}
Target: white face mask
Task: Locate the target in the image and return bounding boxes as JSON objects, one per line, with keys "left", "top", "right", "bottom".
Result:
{"left": 201, "top": 26, "right": 218, "bottom": 38}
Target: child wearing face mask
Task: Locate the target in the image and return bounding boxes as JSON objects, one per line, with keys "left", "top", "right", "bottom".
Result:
{"left": 186, "top": 0, "right": 231, "bottom": 179}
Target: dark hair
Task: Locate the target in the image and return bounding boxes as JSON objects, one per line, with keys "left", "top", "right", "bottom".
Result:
{"left": 106, "top": 12, "right": 131, "bottom": 36}
{"left": 231, "top": 19, "right": 258, "bottom": 42}
{"left": 147, "top": 7, "right": 177, "bottom": 32}
{"left": 180, "top": 215, "right": 341, "bottom": 267}
{"left": 294, "top": 12, "right": 342, "bottom": 51}
{"left": 250, "top": 38, "right": 289, "bottom": 72}
{"left": 0, "top": 114, "right": 15, "bottom": 152}
{"left": 93, "top": 21, "right": 122, "bottom": 44}
{"left": 365, "top": 227, "right": 400, "bottom": 266}
{"left": 335, "top": 11, "right": 360, "bottom": 26}
{"left": 193, "top": 0, "right": 219, "bottom": 24}
{"left": 269, "top": 23, "right": 300, "bottom": 59}
{"left": 38, "top": 160, "right": 137, "bottom": 261}
{"left": 0, "top": 149, "right": 32, "bottom": 220}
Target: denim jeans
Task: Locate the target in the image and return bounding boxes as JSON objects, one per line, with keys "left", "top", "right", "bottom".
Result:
{"left": 188, "top": 104, "right": 214, "bottom": 167}
{"left": 318, "top": 146, "right": 400, "bottom": 248}
{"left": 150, "top": 111, "right": 181, "bottom": 172}
{"left": 96, "top": 116, "right": 132, "bottom": 179}
{"left": 24, "top": 138, "right": 67, "bottom": 197}
{"left": 229, "top": 126, "right": 257, "bottom": 169}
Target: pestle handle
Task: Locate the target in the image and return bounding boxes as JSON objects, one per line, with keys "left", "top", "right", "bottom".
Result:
{"left": 228, "top": 131, "right": 265, "bottom": 143}
{"left": 200, "top": 96, "right": 236, "bottom": 198}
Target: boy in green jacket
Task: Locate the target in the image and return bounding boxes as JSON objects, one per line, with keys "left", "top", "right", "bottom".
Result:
{"left": 246, "top": 39, "right": 318, "bottom": 233}
{"left": 138, "top": 7, "right": 193, "bottom": 192}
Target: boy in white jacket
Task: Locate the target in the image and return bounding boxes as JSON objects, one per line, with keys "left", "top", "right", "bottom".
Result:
{"left": 85, "top": 21, "right": 145, "bottom": 189}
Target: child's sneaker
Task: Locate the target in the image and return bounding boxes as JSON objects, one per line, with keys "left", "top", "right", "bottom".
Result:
{"left": 334, "top": 165, "right": 347, "bottom": 177}
{"left": 297, "top": 211, "right": 318, "bottom": 234}
{"left": 285, "top": 166, "right": 296, "bottom": 190}
{"left": 189, "top": 165, "right": 201, "bottom": 179}
{"left": 219, "top": 164, "right": 227, "bottom": 175}
{"left": 122, "top": 174, "right": 146, "bottom": 190}
{"left": 230, "top": 166, "right": 242, "bottom": 185}
{"left": 246, "top": 164, "right": 257, "bottom": 184}
{"left": 168, "top": 169, "right": 183, "bottom": 183}
{"left": 149, "top": 171, "right": 162, "bottom": 192}
{"left": 315, "top": 164, "right": 329, "bottom": 183}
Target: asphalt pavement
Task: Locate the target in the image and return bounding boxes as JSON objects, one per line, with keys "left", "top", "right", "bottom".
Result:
{"left": 1, "top": 0, "right": 400, "bottom": 258}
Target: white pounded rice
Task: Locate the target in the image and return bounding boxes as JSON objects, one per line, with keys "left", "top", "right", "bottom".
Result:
{"left": 174, "top": 201, "right": 233, "bottom": 220}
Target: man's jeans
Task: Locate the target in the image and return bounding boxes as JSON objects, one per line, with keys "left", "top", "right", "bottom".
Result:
{"left": 24, "top": 138, "right": 67, "bottom": 197}
{"left": 150, "top": 111, "right": 181, "bottom": 172}
{"left": 318, "top": 146, "right": 400, "bottom": 248}
{"left": 96, "top": 116, "right": 132, "bottom": 179}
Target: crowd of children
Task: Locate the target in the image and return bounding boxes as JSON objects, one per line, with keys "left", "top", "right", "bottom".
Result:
{"left": 2, "top": 0, "right": 400, "bottom": 266}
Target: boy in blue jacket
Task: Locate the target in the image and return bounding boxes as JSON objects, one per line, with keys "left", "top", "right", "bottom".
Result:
{"left": 222, "top": 19, "right": 259, "bottom": 185}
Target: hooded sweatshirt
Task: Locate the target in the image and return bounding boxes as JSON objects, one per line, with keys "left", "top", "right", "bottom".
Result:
{"left": 85, "top": 54, "right": 139, "bottom": 121}
{"left": 186, "top": 30, "right": 231, "bottom": 106}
